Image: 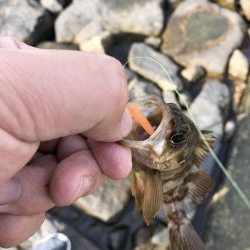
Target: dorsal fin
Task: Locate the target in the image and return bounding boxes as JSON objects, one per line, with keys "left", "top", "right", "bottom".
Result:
{"left": 194, "top": 130, "right": 216, "bottom": 165}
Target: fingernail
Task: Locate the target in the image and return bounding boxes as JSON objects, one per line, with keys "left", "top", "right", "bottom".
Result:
{"left": 0, "top": 178, "right": 20, "bottom": 205}
{"left": 77, "top": 176, "right": 94, "bottom": 197}
{"left": 121, "top": 108, "right": 133, "bottom": 137}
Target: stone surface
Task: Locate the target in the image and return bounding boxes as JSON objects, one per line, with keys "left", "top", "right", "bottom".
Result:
{"left": 217, "top": 0, "right": 235, "bottom": 9}
{"left": 181, "top": 65, "right": 206, "bottom": 84}
{"left": 129, "top": 43, "right": 183, "bottom": 91}
{"left": 162, "top": 91, "right": 179, "bottom": 106}
{"left": 228, "top": 49, "right": 249, "bottom": 81}
{"left": 145, "top": 36, "right": 162, "bottom": 49}
{"left": 240, "top": 0, "right": 250, "bottom": 21}
{"left": 101, "top": 0, "right": 164, "bottom": 36}
{"left": 74, "top": 178, "right": 131, "bottom": 221}
{"left": 233, "top": 79, "right": 247, "bottom": 112}
{"left": 37, "top": 41, "right": 78, "bottom": 50}
{"left": 56, "top": 0, "right": 164, "bottom": 44}
{"left": 40, "top": 0, "right": 69, "bottom": 13}
{"left": 161, "top": 0, "right": 246, "bottom": 77}
{"left": 55, "top": 0, "right": 102, "bottom": 43}
{"left": 18, "top": 216, "right": 100, "bottom": 250}
{"left": 190, "top": 79, "right": 231, "bottom": 138}
{"left": 204, "top": 115, "right": 250, "bottom": 250}
{"left": 79, "top": 31, "right": 112, "bottom": 53}
{"left": 0, "top": 0, "right": 53, "bottom": 45}
{"left": 151, "top": 224, "right": 169, "bottom": 248}
{"left": 128, "top": 77, "right": 162, "bottom": 99}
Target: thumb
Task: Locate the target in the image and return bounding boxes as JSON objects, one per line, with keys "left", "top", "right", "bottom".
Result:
{"left": 0, "top": 37, "right": 132, "bottom": 143}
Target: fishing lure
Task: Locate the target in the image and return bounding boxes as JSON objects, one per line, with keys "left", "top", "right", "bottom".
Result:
{"left": 122, "top": 95, "right": 215, "bottom": 250}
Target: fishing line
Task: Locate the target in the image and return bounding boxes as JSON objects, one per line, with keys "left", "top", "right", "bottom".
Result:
{"left": 123, "top": 56, "right": 250, "bottom": 210}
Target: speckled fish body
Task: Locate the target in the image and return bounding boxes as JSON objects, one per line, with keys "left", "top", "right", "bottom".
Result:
{"left": 122, "top": 95, "right": 215, "bottom": 250}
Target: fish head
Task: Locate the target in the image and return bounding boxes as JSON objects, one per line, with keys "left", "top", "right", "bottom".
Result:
{"left": 122, "top": 95, "right": 205, "bottom": 171}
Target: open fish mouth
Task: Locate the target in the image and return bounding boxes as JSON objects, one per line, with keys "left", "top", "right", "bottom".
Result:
{"left": 122, "top": 94, "right": 170, "bottom": 148}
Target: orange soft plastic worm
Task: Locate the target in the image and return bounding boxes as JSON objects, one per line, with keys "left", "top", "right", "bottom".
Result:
{"left": 126, "top": 102, "right": 154, "bottom": 135}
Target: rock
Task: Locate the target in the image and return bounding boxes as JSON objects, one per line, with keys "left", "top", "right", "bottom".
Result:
{"left": 0, "top": 0, "right": 53, "bottom": 45}
{"left": 233, "top": 79, "right": 247, "bottom": 112}
{"left": 56, "top": 0, "right": 164, "bottom": 44}
{"left": 238, "top": 78, "right": 250, "bottom": 117}
{"left": 204, "top": 115, "right": 250, "bottom": 250}
{"left": 190, "top": 79, "right": 231, "bottom": 138}
{"left": 55, "top": 0, "right": 102, "bottom": 43}
{"left": 129, "top": 43, "right": 183, "bottom": 91}
{"left": 79, "top": 31, "right": 112, "bottom": 53}
{"left": 181, "top": 65, "right": 206, "bottom": 84}
{"left": 73, "top": 22, "right": 103, "bottom": 45}
{"left": 151, "top": 224, "right": 169, "bottom": 248}
{"left": 217, "top": 0, "right": 235, "bottom": 9}
{"left": 228, "top": 50, "right": 249, "bottom": 81}
{"left": 101, "top": 0, "right": 164, "bottom": 36}
{"left": 128, "top": 77, "right": 162, "bottom": 99}
{"left": 162, "top": 91, "right": 179, "bottom": 106}
{"left": 19, "top": 216, "right": 100, "bottom": 250}
{"left": 74, "top": 178, "right": 131, "bottom": 221}
{"left": 40, "top": 0, "right": 70, "bottom": 13}
{"left": 177, "top": 91, "right": 192, "bottom": 107}
{"left": 134, "top": 225, "right": 154, "bottom": 250}
{"left": 37, "top": 41, "right": 78, "bottom": 50}
{"left": 240, "top": 0, "right": 250, "bottom": 21}
{"left": 145, "top": 36, "right": 162, "bottom": 49}
{"left": 161, "top": 0, "right": 246, "bottom": 77}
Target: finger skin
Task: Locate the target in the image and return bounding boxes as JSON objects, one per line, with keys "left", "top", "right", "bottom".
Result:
{"left": 0, "top": 213, "right": 45, "bottom": 248}
{"left": 88, "top": 139, "right": 132, "bottom": 179}
{"left": 50, "top": 150, "right": 105, "bottom": 206}
{"left": 0, "top": 155, "right": 57, "bottom": 215}
{"left": 0, "top": 45, "right": 129, "bottom": 142}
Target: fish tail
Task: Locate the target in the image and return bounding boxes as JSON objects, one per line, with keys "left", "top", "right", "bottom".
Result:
{"left": 167, "top": 203, "right": 206, "bottom": 250}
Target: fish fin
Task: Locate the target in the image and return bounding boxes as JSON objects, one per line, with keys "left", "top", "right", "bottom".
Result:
{"left": 131, "top": 169, "right": 145, "bottom": 211}
{"left": 142, "top": 170, "right": 163, "bottom": 225}
{"left": 194, "top": 130, "right": 216, "bottom": 165}
{"left": 185, "top": 170, "right": 214, "bottom": 207}
{"left": 168, "top": 204, "right": 206, "bottom": 250}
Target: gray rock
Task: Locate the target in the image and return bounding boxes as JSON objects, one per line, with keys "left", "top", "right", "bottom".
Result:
{"left": 228, "top": 49, "right": 249, "bottom": 81}
{"left": 56, "top": 0, "right": 164, "bottom": 44}
{"left": 189, "top": 79, "right": 231, "bottom": 176}
{"left": 233, "top": 79, "right": 247, "bottom": 112}
{"left": 161, "top": 0, "right": 246, "bottom": 77}
{"left": 128, "top": 77, "right": 162, "bottom": 99}
{"left": 151, "top": 224, "right": 169, "bottom": 248}
{"left": 55, "top": 0, "right": 102, "bottom": 43}
{"left": 0, "top": 0, "right": 53, "bottom": 45}
{"left": 190, "top": 79, "right": 231, "bottom": 139}
{"left": 204, "top": 116, "right": 250, "bottom": 250}
{"left": 101, "top": 0, "right": 164, "bottom": 36}
{"left": 240, "top": 0, "right": 250, "bottom": 21}
{"left": 181, "top": 65, "right": 206, "bottom": 84}
{"left": 162, "top": 91, "right": 179, "bottom": 106}
{"left": 37, "top": 41, "right": 78, "bottom": 50}
{"left": 40, "top": 0, "right": 70, "bottom": 13}
{"left": 79, "top": 31, "right": 112, "bottom": 53}
{"left": 129, "top": 43, "right": 183, "bottom": 91}
{"left": 19, "top": 216, "right": 100, "bottom": 250}
{"left": 74, "top": 178, "right": 130, "bottom": 221}
{"left": 145, "top": 36, "right": 162, "bottom": 49}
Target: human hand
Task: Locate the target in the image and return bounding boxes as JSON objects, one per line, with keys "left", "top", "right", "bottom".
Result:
{"left": 0, "top": 36, "right": 132, "bottom": 247}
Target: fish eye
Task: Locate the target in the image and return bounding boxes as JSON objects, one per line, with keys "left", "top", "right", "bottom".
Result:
{"left": 170, "top": 133, "right": 186, "bottom": 144}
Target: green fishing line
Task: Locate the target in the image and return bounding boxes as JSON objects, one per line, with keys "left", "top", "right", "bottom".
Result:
{"left": 123, "top": 56, "right": 250, "bottom": 210}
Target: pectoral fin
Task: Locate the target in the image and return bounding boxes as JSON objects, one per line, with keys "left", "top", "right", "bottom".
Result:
{"left": 142, "top": 170, "right": 163, "bottom": 225}
{"left": 185, "top": 169, "right": 214, "bottom": 207}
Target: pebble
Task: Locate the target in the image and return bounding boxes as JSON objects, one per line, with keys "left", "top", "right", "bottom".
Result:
{"left": 228, "top": 49, "right": 249, "bottom": 81}
{"left": 240, "top": 0, "right": 250, "bottom": 21}
{"left": 161, "top": 0, "right": 246, "bottom": 77}
{"left": 129, "top": 43, "right": 183, "bottom": 91}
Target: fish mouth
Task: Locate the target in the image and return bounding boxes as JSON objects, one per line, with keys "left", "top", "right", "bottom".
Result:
{"left": 122, "top": 95, "right": 170, "bottom": 149}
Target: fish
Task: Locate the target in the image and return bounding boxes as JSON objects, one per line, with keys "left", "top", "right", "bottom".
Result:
{"left": 122, "top": 95, "right": 215, "bottom": 250}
